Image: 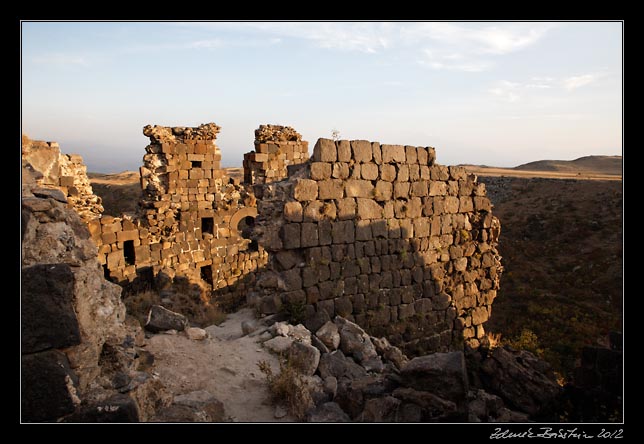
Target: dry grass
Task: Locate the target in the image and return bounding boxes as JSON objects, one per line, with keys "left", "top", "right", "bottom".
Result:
{"left": 257, "top": 357, "right": 314, "bottom": 420}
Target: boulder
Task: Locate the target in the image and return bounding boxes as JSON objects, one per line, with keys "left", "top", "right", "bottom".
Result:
{"left": 304, "top": 310, "right": 331, "bottom": 333}
{"left": 360, "top": 396, "right": 401, "bottom": 422}
{"left": 172, "top": 390, "right": 226, "bottom": 421}
{"left": 316, "top": 321, "right": 340, "bottom": 350}
{"left": 288, "top": 341, "right": 321, "bottom": 376}
{"left": 318, "top": 351, "right": 367, "bottom": 380}
{"left": 400, "top": 351, "right": 468, "bottom": 402}
{"left": 21, "top": 263, "right": 81, "bottom": 354}
{"left": 392, "top": 387, "right": 458, "bottom": 422}
{"left": 371, "top": 336, "right": 408, "bottom": 370}
{"left": 144, "top": 305, "right": 188, "bottom": 333}
{"left": 62, "top": 394, "right": 139, "bottom": 423}
{"left": 263, "top": 336, "right": 294, "bottom": 354}
{"left": 22, "top": 350, "right": 80, "bottom": 422}
{"left": 307, "top": 402, "right": 351, "bottom": 422}
{"left": 479, "top": 347, "right": 560, "bottom": 418}
{"left": 335, "top": 316, "right": 378, "bottom": 364}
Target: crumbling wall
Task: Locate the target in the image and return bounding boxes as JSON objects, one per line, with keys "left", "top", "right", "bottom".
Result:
{"left": 253, "top": 138, "right": 502, "bottom": 355}
{"left": 22, "top": 135, "right": 104, "bottom": 221}
{"left": 84, "top": 124, "right": 267, "bottom": 302}
{"left": 243, "top": 125, "right": 309, "bottom": 185}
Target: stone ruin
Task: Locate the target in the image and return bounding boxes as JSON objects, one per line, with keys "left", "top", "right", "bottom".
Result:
{"left": 21, "top": 122, "right": 502, "bottom": 355}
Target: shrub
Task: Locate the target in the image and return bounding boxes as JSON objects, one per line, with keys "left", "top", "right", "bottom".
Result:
{"left": 258, "top": 357, "right": 313, "bottom": 420}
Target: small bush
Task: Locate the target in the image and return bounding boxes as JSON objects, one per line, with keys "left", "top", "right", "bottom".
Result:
{"left": 505, "top": 328, "right": 544, "bottom": 357}
{"left": 258, "top": 357, "right": 313, "bottom": 420}
{"left": 283, "top": 300, "right": 307, "bottom": 325}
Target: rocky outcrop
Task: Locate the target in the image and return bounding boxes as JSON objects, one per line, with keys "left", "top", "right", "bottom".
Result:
{"left": 21, "top": 166, "right": 170, "bottom": 422}
{"left": 254, "top": 315, "right": 551, "bottom": 422}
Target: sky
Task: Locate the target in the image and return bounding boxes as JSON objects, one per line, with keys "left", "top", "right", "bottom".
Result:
{"left": 21, "top": 21, "right": 622, "bottom": 173}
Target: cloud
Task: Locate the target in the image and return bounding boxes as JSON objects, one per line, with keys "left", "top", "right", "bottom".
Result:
{"left": 29, "top": 53, "right": 89, "bottom": 67}
{"left": 488, "top": 80, "right": 522, "bottom": 102}
{"left": 419, "top": 50, "right": 490, "bottom": 72}
{"left": 563, "top": 73, "right": 602, "bottom": 90}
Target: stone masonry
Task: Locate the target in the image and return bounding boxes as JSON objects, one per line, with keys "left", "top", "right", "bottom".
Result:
{"left": 253, "top": 138, "right": 502, "bottom": 355}
{"left": 22, "top": 124, "right": 501, "bottom": 354}
{"left": 243, "top": 125, "right": 309, "bottom": 185}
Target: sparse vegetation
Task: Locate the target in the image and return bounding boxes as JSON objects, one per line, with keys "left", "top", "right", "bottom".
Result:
{"left": 258, "top": 357, "right": 313, "bottom": 420}
{"left": 283, "top": 300, "right": 307, "bottom": 325}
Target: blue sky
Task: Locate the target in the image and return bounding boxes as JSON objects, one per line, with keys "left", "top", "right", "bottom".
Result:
{"left": 21, "top": 22, "right": 622, "bottom": 173}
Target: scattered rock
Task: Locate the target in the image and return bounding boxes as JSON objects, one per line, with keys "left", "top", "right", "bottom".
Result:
{"left": 323, "top": 376, "right": 338, "bottom": 399}
{"left": 307, "top": 402, "right": 351, "bottom": 422}
{"left": 288, "top": 341, "right": 320, "bottom": 376}
{"left": 401, "top": 352, "right": 468, "bottom": 402}
{"left": 263, "top": 336, "right": 294, "bottom": 354}
{"left": 315, "top": 321, "right": 340, "bottom": 350}
{"left": 318, "top": 350, "right": 367, "bottom": 380}
{"left": 241, "top": 320, "right": 257, "bottom": 336}
{"left": 274, "top": 405, "right": 288, "bottom": 419}
{"left": 32, "top": 187, "right": 68, "bottom": 203}
{"left": 304, "top": 310, "right": 331, "bottom": 333}
{"left": 63, "top": 394, "right": 139, "bottom": 423}
{"left": 335, "top": 316, "right": 378, "bottom": 364}
{"left": 173, "top": 390, "right": 226, "bottom": 422}
{"left": 360, "top": 396, "right": 401, "bottom": 422}
{"left": 185, "top": 327, "right": 208, "bottom": 341}
{"left": 392, "top": 387, "right": 458, "bottom": 421}
{"left": 310, "top": 334, "right": 330, "bottom": 354}
{"left": 479, "top": 347, "right": 560, "bottom": 417}
{"left": 145, "top": 305, "right": 188, "bottom": 333}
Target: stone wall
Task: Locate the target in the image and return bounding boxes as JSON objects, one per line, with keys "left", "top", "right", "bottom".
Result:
{"left": 253, "top": 138, "right": 502, "bottom": 355}
{"left": 22, "top": 135, "right": 104, "bottom": 221}
{"left": 243, "top": 125, "right": 309, "bottom": 185}
{"left": 86, "top": 124, "right": 267, "bottom": 300}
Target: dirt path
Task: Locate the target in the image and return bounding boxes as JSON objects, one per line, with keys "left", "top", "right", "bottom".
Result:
{"left": 145, "top": 308, "right": 295, "bottom": 422}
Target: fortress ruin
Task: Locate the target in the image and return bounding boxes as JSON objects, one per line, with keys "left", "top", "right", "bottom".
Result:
{"left": 21, "top": 122, "right": 502, "bottom": 354}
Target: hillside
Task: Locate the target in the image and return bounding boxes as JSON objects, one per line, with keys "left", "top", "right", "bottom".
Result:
{"left": 514, "top": 155, "right": 622, "bottom": 176}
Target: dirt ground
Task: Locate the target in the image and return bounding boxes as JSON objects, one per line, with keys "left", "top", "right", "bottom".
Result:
{"left": 145, "top": 309, "right": 295, "bottom": 422}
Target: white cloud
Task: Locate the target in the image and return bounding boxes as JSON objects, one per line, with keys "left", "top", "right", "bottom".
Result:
{"left": 563, "top": 73, "right": 602, "bottom": 90}
{"left": 488, "top": 80, "right": 521, "bottom": 102}
{"left": 29, "top": 53, "right": 89, "bottom": 67}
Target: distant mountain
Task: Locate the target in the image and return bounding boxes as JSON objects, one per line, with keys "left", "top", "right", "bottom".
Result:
{"left": 514, "top": 155, "right": 622, "bottom": 176}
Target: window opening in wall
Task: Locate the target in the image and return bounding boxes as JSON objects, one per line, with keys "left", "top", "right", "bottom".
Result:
{"left": 238, "top": 216, "right": 258, "bottom": 252}
{"left": 103, "top": 264, "right": 111, "bottom": 280}
{"left": 124, "top": 240, "right": 136, "bottom": 266}
{"left": 200, "top": 265, "right": 213, "bottom": 286}
{"left": 201, "top": 217, "right": 214, "bottom": 236}
{"left": 191, "top": 160, "right": 202, "bottom": 168}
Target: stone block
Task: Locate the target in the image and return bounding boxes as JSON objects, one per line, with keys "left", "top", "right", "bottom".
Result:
{"left": 405, "top": 146, "right": 418, "bottom": 164}
{"left": 294, "top": 179, "right": 318, "bottom": 201}
{"left": 394, "top": 182, "right": 410, "bottom": 199}
{"left": 373, "top": 181, "right": 392, "bottom": 201}
{"left": 382, "top": 144, "right": 406, "bottom": 163}
{"left": 356, "top": 220, "right": 373, "bottom": 241}
{"left": 459, "top": 197, "right": 474, "bottom": 213}
{"left": 410, "top": 181, "right": 428, "bottom": 197}
{"left": 301, "top": 223, "right": 319, "bottom": 248}
{"left": 351, "top": 140, "right": 373, "bottom": 163}
{"left": 313, "top": 138, "right": 337, "bottom": 162}
{"left": 311, "top": 162, "right": 332, "bottom": 180}
{"left": 357, "top": 198, "right": 383, "bottom": 220}
{"left": 337, "top": 140, "right": 351, "bottom": 162}
{"left": 429, "top": 181, "right": 447, "bottom": 196}
{"left": 372, "top": 142, "right": 382, "bottom": 164}
{"left": 284, "top": 201, "right": 303, "bottom": 222}
{"left": 281, "top": 223, "right": 301, "bottom": 249}
{"left": 318, "top": 179, "right": 344, "bottom": 200}
{"left": 444, "top": 196, "right": 460, "bottom": 214}
{"left": 361, "top": 163, "right": 379, "bottom": 180}
{"left": 380, "top": 164, "right": 396, "bottom": 182}
{"left": 332, "top": 220, "right": 355, "bottom": 244}
{"left": 474, "top": 197, "right": 491, "bottom": 211}
{"left": 397, "top": 164, "right": 410, "bottom": 182}
{"left": 332, "top": 162, "right": 350, "bottom": 179}
{"left": 345, "top": 180, "right": 374, "bottom": 198}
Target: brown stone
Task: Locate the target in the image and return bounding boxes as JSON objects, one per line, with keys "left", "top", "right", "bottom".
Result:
{"left": 380, "top": 164, "right": 396, "bottom": 182}
{"left": 410, "top": 181, "right": 428, "bottom": 197}
{"left": 351, "top": 140, "right": 373, "bottom": 163}
{"left": 313, "top": 138, "right": 337, "bottom": 162}
{"left": 345, "top": 180, "right": 374, "bottom": 198}
{"left": 301, "top": 223, "right": 319, "bottom": 248}
{"left": 428, "top": 181, "right": 447, "bottom": 196}
{"left": 281, "top": 224, "right": 301, "bottom": 249}
{"left": 397, "top": 165, "right": 409, "bottom": 182}
{"left": 318, "top": 179, "right": 344, "bottom": 200}
{"left": 332, "top": 162, "right": 350, "bottom": 180}
{"left": 361, "top": 163, "right": 379, "bottom": 180}
{"left": 357, "top": 199, "right": 383, "bottom": 220}
{"left": 294, "top": 179, "right": 318, "bottom": 201}
{"left": 311, "top": 162, "right": 332, "bottom": 180}
{"left": 332, "top": 220, "right": 355, "bottom": 244}
{"left": 373, "top": 181, "right": 392, "bottom": 201}
{"left": 444, "top": 196, "right": 460, "bottom": 214}
{"left": 459, "top": 197, "right": 474, "bottom": 213}
{"left": 337, "top": 140, "right": 351, "bottom": 162}
{"left": 284, "top": 201, "right": 303, "bottom": 222}
{"left": 394, "top": 182, "right": 410, "bottom": 199}
{"left": 381, "top": 145, "right": 406, "bottom": 163}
